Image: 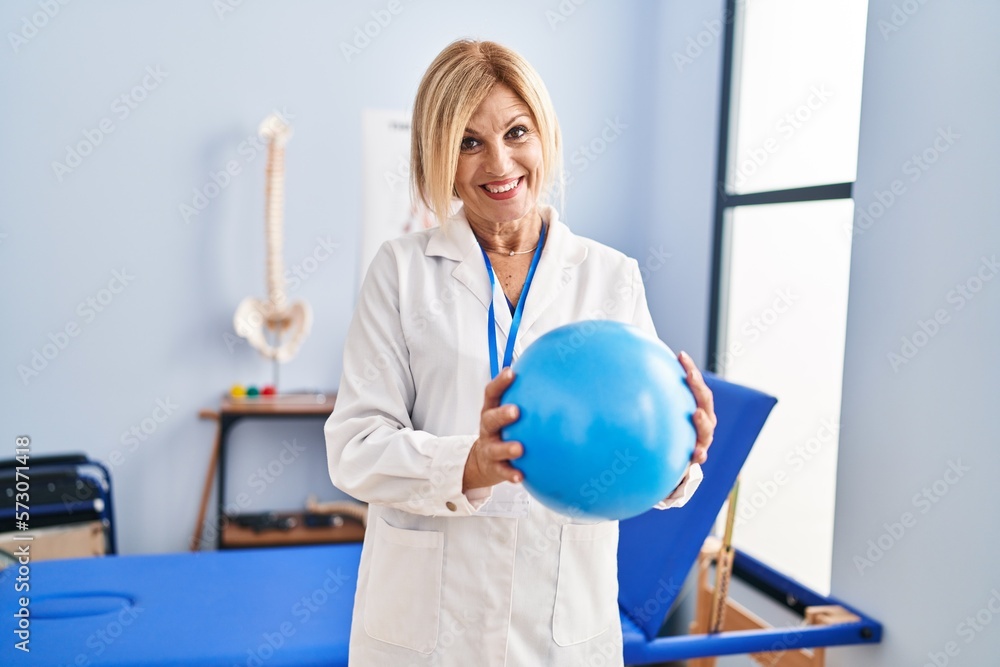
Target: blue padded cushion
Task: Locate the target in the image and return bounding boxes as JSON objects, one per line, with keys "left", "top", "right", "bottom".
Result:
{"left": 617, "top": 373, "right": 776, "bottom": 639}
{"left": 0, "top": 543, "right": 362, "bottom": 666}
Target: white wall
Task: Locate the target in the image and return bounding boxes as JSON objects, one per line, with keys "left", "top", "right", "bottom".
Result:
{"left": 830, "top": 0, "right": 1000, "bottom": 664}
{"left": 645, "top": 2, "right": 723, "bottom": 365}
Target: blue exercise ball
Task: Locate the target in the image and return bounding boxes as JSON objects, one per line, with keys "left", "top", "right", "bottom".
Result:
{"left": 501, "top": 320, "right": 696, "bottom": 521}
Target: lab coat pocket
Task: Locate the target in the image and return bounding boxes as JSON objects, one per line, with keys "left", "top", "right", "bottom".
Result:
{"left": 364, "top": 517, "right": 444, "bottom": 654}
{"left": 552, "top": 521, "right": 619, "bottom": 646}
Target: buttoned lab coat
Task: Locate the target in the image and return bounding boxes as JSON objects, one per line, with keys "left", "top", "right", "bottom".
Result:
{"left": 325, "top": 205, "right": 703, "bottom": 666}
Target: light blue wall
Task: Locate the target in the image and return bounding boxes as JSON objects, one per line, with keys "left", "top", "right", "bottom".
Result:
{"left": 1, "top": 0, "right": 717, "bottom": 554}
{"left": 831, "top": 0, "right": 1000, "bottom": 664}
{"left": 647, "top": 2, "right": 722, "bottom": 365}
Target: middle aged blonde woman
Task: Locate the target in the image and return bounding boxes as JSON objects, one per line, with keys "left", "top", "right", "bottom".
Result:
{"left": 326, "top": 39, "right": 717, "bottom": 666}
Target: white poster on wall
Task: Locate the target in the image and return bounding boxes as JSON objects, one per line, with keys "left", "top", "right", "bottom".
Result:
{"left": 360, "top": 109, "right": 436, "bottom": 283}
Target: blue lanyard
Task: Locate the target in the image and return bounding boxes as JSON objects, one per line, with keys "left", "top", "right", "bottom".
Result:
{"left": 480, "top": 223, "right": 547, "bottom": 379}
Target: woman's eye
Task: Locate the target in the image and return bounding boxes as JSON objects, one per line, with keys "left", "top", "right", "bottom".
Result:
{"left": 460, "top": 137, "right": 480, "bottom": 151}
{"left": 507, "top": 126, "right": 528, "bottom": 140}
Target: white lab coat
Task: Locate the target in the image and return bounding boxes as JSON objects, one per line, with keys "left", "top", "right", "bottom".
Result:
{"left": 325, "top": 204, "right": 702, "bottom": 666}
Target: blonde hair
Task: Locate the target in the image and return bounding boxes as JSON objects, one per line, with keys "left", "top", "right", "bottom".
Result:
{"left": 411, "top": 40, "right": 563, "bottom": 224}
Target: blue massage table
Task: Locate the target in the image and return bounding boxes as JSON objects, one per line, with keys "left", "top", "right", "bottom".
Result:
{"left": 0, "top": 375, "right": 881, "bottom": 665}
{"left": 616, "top": 375, "right": 882, "bottom": 662}
{"left": 1, "top": 543, "right": 360, "bottom": 666}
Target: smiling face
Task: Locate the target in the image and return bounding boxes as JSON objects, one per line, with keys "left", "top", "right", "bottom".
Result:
{"left": 454, "top": 84, "right": 544, "bottom": 229}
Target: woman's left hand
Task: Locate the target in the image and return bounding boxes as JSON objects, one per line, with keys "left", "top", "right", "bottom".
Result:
{"left": 678, "top": 351, "right": 716, "bottom": 465}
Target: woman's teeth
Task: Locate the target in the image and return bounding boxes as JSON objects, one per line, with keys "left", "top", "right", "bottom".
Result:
{"left": 484, "top": 178, "right": 519, "bottom": 194}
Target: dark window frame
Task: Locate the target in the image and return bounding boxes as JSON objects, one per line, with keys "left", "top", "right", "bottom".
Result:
{"left": 707, "top": 0, "right": 856, "bottom": 371}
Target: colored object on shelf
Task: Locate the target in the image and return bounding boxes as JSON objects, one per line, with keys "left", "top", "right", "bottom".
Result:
{"left": 230, "top": 384, "right": 246, "bottom": 398}
{"left": 501, "top": 320, "right": 697, "bottom": 521}
{"left": 246, "top": 386, "right": 260, "bottom": 397}
{"left": 262, "top": 385, "right": 276, "bottom": 396}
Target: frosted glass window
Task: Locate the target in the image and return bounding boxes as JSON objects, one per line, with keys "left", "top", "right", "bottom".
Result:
{"left": 719, "top": 199, "right": 854, "bottom": 594}
{"left": 729, "top": 0, "right": 868, "bottom": 194}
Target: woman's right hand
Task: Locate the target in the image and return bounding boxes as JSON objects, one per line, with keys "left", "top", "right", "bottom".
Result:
{"left": 463, "top": 367, "right": 525, "bottom": 491}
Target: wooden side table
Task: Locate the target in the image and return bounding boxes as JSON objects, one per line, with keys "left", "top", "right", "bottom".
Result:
{"left": 191, "top": 392, "right": 363, "bottom": 550}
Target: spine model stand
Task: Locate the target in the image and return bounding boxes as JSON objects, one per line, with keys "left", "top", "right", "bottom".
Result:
{"left": 233, "top": 113, "right": 313, "bottom": 385}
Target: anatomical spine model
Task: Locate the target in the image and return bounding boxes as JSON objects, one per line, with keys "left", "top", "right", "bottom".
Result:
{"left": 233, "top": 114, "right": 312, "bottom": 372}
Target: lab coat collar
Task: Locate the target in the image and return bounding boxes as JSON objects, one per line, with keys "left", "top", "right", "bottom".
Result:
{"left": 424, "top": 204, "right": 588, "bottom": 347}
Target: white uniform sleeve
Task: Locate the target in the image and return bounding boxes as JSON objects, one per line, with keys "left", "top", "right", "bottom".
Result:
{"left": 627, "top": 259, "right": 704, "bottom": 510}
{"left": 325, "top": 243, "right": 487, "bottom": 517}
